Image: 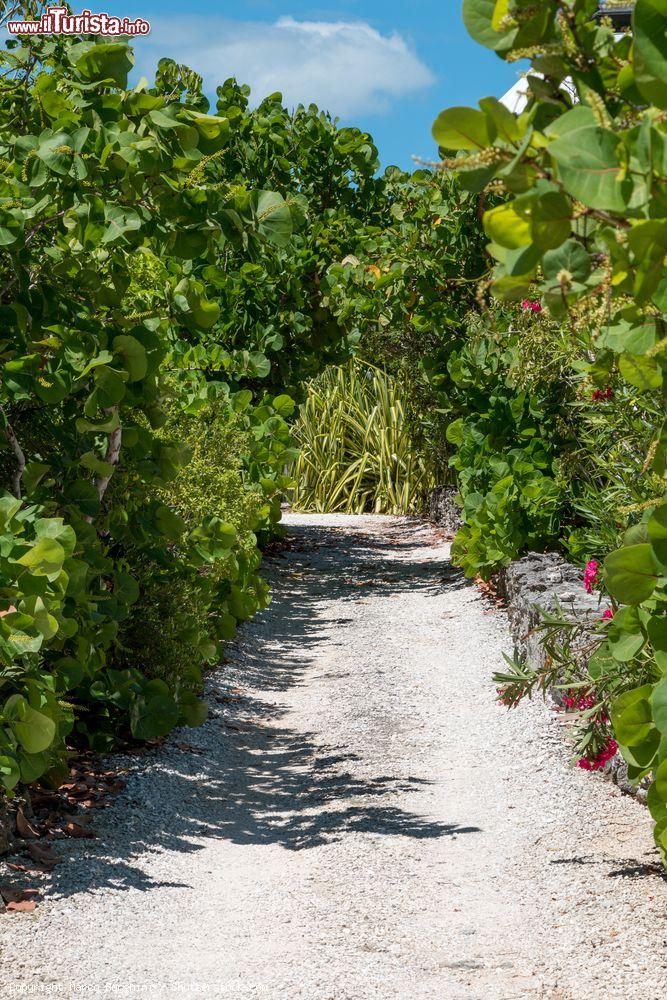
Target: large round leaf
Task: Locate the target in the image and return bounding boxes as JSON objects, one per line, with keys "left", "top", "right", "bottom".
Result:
{"left": 432, "top": 107, "right": 495, "bottom": 151}
{"left": 651, "top": 678, "right": 667, "bottom": 735}
{"left": 648, "top": 503, "right": 667, "bottom": 566}
{"left": 12, "top": 705, "right": 57, "bottom": 755}
{"left": 113, "top": 335, "right": 148, "bottom": 382}
{"left": 604, "top": 543, "right": 661, "bottom": 604}
{"left": 548, "top": 127, "right": 630, "bottom": 213}
{"left": 633, "top": 0, "right": 667, "bottom": 108}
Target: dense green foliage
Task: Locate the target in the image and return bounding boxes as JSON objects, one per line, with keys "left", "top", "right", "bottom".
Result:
{"left": 431, "top": 0, "right": 667, "bottom": 863}
{"left": 0, "top": 8, "right": 388, "bottom": 791}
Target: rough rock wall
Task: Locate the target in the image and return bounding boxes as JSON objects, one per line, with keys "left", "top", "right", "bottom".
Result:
{"left": 497, "top": 552, "right": 647, "bottom": 803}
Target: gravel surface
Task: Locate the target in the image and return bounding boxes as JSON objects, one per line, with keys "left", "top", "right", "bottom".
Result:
{"left": 1, "top": 513, "right": 666, "bottom": 999}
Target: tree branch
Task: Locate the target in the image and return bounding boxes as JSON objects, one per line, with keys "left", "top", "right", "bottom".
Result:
{"left": 86, "top": 407, "right": 122, "bottom": 523}
{"left": 0, "top": 407, "right": 26, "bottom": 499}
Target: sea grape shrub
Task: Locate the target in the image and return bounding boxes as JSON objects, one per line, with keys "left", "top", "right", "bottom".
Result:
{"left": 434, "top": 0, "right": 667, "bottom": 862}
{"left": 0, "top": 27, "right": 360, "bottom": 786}
{"left": 444, "top": 309, "right": 570, "bottom": 578}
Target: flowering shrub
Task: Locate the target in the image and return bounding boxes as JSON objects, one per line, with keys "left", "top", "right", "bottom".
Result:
{"left": 583, "top": 560, "right": 600, "bottom": 595}
{"left": 433, "top": 0, "right": 667, "bottom": 865}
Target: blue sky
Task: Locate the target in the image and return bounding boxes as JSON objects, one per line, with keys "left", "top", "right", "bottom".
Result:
{"left": 92, "top": 2, "right": 520, "bottom": 170}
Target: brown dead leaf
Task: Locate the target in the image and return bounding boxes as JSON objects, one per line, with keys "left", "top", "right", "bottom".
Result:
{"left": 27, "top": 842, "right": 59, "bottom": 867}
{"left": 1, "top": 885, "right": 40, "bottom": 904}
{"left": 6, "top": 899, "right": 37, "bottom": 913}
{"left": 16, "top": 809, "right": 40, "bottom": 839}
{"left": 63, "top": 821, "right": 96, "bottom": 839}
{"left": 175, "top": 743, "right": 203, "bottom": 755}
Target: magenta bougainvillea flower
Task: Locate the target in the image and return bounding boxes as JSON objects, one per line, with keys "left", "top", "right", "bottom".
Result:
{"left": 591, "top": 387, "right": 613, "bottom": 401}
{"left": 521, "top": 299, "right": 542, "bottom": 313}
{"left": 583, "top": 559, "right": 599, "bottom": 594}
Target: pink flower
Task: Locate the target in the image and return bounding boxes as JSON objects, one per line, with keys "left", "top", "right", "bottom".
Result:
{"left": 601, "top": 608, "right": 613, "bottom": 621}
{"left": 577, "top": 739, "right": 618, "bottom": 772}
{"left": 562, "top": 689, "right": 596, "bottom": 711}
{"left": 583, "top": 559, "right": 599, "bottom": 595}
{"left": 592, "top": 387, "right": 613, "bottom": 402}
{"left": 521, "top": 299, "right": 542, "bottom": 313}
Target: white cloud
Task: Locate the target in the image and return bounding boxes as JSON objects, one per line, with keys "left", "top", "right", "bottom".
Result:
{"left": 134, "top": 16, "right": 434, "bottom": 117}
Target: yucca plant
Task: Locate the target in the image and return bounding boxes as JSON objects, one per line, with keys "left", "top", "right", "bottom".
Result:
{"left": 291, "top": 361, "right": 436, "bottom": 515}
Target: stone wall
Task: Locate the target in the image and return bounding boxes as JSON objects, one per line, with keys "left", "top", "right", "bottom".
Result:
{"left": 497, "top": 551, "right": 647, "bottom": 803}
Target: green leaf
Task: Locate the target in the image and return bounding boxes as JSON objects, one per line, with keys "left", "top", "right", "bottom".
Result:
{"left": 80, "top": 451, "right": 115, "bottom": 478}
{"left": 155, "top": 503, "right": 187, "bottom": 540}
{"left": 178, "top": 692, "right": 208, "bottom": 728}
{"left": 648, "top": 504, "right": 667, "bottom": 566}
{"left": 607, "top": 606, "right": 646, "bottom": 661}
{"left": 113, "top": 335, "right": 148, "bottom": 382}
{"left": 478, "top": 96, "right": 522, "bottom": 144}
{"left": 432, "top": 106, "right": 495, "bottom": 151}
{"left": 619, "top": 353, "right": 663, "bottom": 392}
{"left": 648, "top": 614, "right": 667, "bottom": 672}
{"left": 463, "top": 0, "right": 512, "bottom": 51}
{"left": 16, "top": 536, "right": 66, "bottom": 579}
{"left": 272, "top": 394, "right": 295, "bottom": 417}
{"left": 543, "top": 239, "right": 591, "bottom": 283}
{"left": 651, "top": 677, "right": 667, "bottom": 735}
{"left": 6, "top": 698, "right": 57, "bottom": 754}
{"left": 252, "top": 191, "right": 293, "bottom": 247}
{"left": 73, "top": 41, "right": 134, "bottom": 87}
{"left": 130, "top": 693, "right": 180, "bottom": 740}
{"left": 484, "top": 202, "right": 532, "bottom": 248}
{"left": 0, "top": 754, "right": 21, "bottom": 791}
{"left": 548, "top": 127, "right": 630, "bottom": 213}
{"left": 75, "top": 410, "right": 121, "bottom": 434}
{"left": 530, "top": 192, "right": 572, "bottom": 251}
{"left": 103, "top": 204, "right": 142, "bottom": 245}
{"left": 633, "top": 0, "right": 667, "bottom": 108}
{"left": 604, "top": 543, "right": 661, "bottom": 604}
{"left": 611, "top": 685, "right": 655, "bottom": 747}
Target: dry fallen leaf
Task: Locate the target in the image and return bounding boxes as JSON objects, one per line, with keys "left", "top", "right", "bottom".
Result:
{"left": 16, "top": 809, "right": 40, "bottom": 840}
{"left": 27, "top": 843, "right": 59, "bottom": 869}
{"left": 6, "top": 899, "right": 37, "bottom": 913}
{"left": 0, "top": 886, "right": 40, "bottom": 904}
{"left": 63, "top": 821, "right": 96, "bottom": 839}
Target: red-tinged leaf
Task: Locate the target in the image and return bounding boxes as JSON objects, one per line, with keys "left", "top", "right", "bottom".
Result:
{"left": 6, "top": 899, "right": 37, "bottom": 913}
{"left": 63, "top": 821, "right": 96, "bottom": 839}
{"left": 0, "top": 885, "right": 40, "bottom": 904}
{"left": 16, "top": 809, "right": 40, "bottom": 839}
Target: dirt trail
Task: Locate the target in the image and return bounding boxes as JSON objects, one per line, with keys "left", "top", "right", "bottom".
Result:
{"left": 1, "top": 513, "right": 665, "bottom": 999}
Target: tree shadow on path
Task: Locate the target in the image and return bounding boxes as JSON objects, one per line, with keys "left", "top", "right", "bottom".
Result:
{"left": 35, "top": 516, "right": 480, "bottom": 899}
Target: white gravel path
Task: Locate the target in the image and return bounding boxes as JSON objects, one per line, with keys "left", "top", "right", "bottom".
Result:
{"left": 1, "top": 513, "right": 666, "bottom": 1000}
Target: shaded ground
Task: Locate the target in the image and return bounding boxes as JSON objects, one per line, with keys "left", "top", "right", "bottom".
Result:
{"left": 0, "top": 513, "right": 665, "bottom": 999}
